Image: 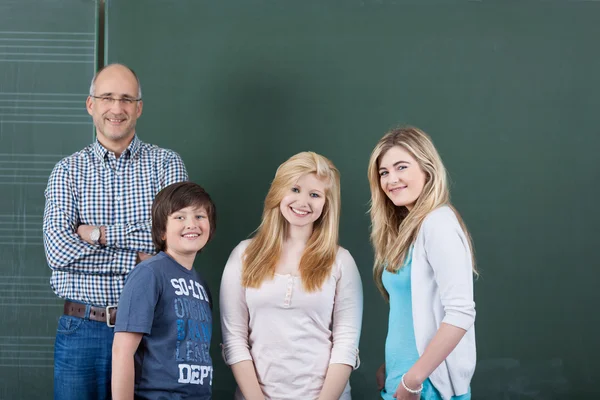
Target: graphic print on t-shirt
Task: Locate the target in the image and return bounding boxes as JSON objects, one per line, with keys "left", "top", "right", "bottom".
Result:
{"left": 170, "top": 277, "right": 213, "bottom": 387}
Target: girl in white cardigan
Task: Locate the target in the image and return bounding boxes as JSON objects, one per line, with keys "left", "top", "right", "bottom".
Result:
{"left": 220, "top": 152, "right": 363, "bottom": 400}
{"left": 368, "top": 127, "right": 477, "bottom": 400}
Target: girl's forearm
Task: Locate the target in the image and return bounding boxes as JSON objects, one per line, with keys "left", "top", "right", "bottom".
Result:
{"left": 404, "top": 322, "right": 467, "bottom": 389}
{"left": 318, "top": 363, "right": 353, "bottom": 400}
{"left": 231, "top": 360, "right": 265, "bottom": 400}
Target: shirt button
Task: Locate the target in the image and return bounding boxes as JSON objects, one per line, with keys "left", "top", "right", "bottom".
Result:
{"left": 115, "top": 196, "right": 122, "bottom": 202}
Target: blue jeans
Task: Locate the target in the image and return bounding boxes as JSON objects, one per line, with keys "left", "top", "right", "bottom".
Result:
{"left": 54, "top": 306, "right": 115, "bottom": 400}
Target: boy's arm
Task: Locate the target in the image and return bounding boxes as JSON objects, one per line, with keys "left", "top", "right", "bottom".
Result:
{"left": 111, "top": 265, "right": 157, "bottom": 400}
{"left": 112, "top": 332, "right": 143, "bottom": 400}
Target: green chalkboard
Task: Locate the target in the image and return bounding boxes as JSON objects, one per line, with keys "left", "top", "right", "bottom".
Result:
{"left": 100, "top": 1, "right": 599, "bottom": 399}
{"left": 0, "top": 0, "right": 96, "bottom": 398}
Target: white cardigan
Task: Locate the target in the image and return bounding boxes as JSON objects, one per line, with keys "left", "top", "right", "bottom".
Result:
{"left": 410, "top": 206, "right": 476, "bottom": 400}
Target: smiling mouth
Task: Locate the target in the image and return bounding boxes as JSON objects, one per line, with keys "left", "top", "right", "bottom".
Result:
{"left": 182, "top": 233, "right": 200, "bottom": 239}
{"left": 389, "top": 186, "right": 407, "bottom": 194}
{"left": 106, "top": 117, "right": 126, "bottom": 124}
{"left": 290, "top": 207, "right": 310, "bottom": 216}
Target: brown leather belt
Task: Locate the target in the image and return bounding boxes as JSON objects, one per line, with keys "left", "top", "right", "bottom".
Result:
{"left": 63, "top": 300, "right": 117, "bottom": 327}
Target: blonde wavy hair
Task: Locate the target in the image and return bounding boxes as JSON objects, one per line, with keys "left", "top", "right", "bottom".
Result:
{"left": 368, "top": 126, "right": 476, "bottom": 300}
{"left": 243, "top": 151, "right": 341, "bottom": 292}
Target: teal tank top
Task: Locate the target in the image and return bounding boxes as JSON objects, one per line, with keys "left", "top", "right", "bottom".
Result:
{"left": 381, "top": 248, "right": 470, "bottom": 400}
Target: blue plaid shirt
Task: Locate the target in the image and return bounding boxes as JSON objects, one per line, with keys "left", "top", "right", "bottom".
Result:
{"left": 43, "top": 135, "right": 188, "bottom": 307}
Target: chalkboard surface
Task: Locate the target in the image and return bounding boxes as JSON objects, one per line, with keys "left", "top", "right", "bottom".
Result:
{"left": 0, "top": 0, "right": 96, "bottom": 398}
{"left": 105, "top": 1, "right": 600, "bottom": 398}
{"left": 3, "top": 0, "right": 600, "bottom": 398}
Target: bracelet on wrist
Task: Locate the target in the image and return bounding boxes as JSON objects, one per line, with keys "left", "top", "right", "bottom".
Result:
{"left": 401, "top": 373, "right": 423, "bottom": 394}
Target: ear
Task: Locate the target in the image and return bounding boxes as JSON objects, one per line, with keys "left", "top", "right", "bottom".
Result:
{"left": 136, "top": 100, "right": 143, "bottom": 118}
{"left": 86, "top": 96, "right": 94, "bottom": 116}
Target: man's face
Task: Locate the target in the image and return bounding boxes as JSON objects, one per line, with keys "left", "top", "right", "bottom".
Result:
{"left": 86, "top": 65, "right": 143, "bottom": 147}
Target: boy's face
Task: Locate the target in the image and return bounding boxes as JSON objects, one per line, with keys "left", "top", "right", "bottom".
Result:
{"left": 163, "top": 205, "right": 210, "bottom": 258}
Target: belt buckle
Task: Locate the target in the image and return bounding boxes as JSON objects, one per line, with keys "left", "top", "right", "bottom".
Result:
{"left": 106, "top": 305, "right": 117, "bottom": 327}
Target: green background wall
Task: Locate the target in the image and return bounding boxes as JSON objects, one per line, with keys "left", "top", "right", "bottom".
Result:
{"left": 104, "top": 1, "right": 600, "bottom": 398}
{"left": 0, "top": 0, "right": 96, "bottom": 399}
{"left": 2, "top": 0, "right": 599, "bottom": 398}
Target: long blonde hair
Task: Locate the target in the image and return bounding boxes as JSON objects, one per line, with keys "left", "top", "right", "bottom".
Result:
{"left": 368, "top": 126, "right": 476, "bottom": 300}
{"left": 243, "top": 151, "right": 341, "bottom": 292}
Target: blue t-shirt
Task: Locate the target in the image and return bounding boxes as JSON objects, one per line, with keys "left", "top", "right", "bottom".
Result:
{"left": 115, "top": 252, "right": 213, "bottom": 400}
{"left": 381, "top": 248, "right": 470, "bottom": 400}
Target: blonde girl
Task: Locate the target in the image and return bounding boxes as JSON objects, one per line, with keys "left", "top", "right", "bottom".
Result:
{"left": 220, "top": 152, "right": 363, "bottom": 400}
{"left": 369, "top": 127, "right": 476, "bottom": 400}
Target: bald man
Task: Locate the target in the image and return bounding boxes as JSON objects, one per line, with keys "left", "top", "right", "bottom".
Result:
{"left": 43, "top": 64, "right": 188, "bottom": 400}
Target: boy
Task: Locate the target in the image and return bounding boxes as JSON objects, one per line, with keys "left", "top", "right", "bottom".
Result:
{"left": 112, "top": 182, "right": 216, "bottom": 400}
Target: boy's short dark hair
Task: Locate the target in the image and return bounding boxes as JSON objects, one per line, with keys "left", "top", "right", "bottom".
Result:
{"left": 151, "top": 182, "right": 216, "bottom": 252}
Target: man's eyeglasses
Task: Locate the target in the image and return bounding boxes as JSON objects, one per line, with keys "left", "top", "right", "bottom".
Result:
{"left": 90, "top": 95, "right": 142, "bottom": 106}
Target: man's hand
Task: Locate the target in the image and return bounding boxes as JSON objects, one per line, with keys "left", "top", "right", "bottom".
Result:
{"left": 76, "top": 225, "right": 106, "bottom": 245}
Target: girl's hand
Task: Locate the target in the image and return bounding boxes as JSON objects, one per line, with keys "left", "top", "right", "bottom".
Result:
{"left": 376, "top": 363, "right": 388, "bottom": 391}
{"left": 392, "top": 382, "right": 420, "bottom": 400}
{"left": 376, "top": 363, "right": 386, "bottom": 390}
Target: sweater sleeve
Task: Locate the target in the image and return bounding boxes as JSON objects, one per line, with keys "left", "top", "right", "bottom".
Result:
{"left": 329, "top": 248, "right": 364, "bottom": 369}
{"left": 219, "top": 242, "right": 254, "bottom": 365}
{"left": 423, "top": 208, "right": 476, "bottom": 331}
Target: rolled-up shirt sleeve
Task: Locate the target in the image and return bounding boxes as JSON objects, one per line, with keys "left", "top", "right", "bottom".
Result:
{"left": 43, "top": 161, "right": 117, "bottom": 273}
{"left": 423, "top": 210, "right": 476, "bottom": 331}
{"left": 219, "top": 243, "right": 253, "bottom": 365}
{"left": 104, "top": 150, "right": 188, "bottom": 255}
{"left": 329, "top": 249, "right": 363, "bottom": 369}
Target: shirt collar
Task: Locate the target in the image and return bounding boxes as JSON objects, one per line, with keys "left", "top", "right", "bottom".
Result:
{"left": 92, "top": 134, "right": 141, "bottom": 161}
{"left": 92, "top": 139, "right": 109, "bottom": 161}
{"left": 127, "top": 135, "right": 141, "bottom": 159}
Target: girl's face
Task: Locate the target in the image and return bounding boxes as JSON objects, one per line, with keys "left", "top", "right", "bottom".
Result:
{"left": 378, "top": 145, "right": 427, "bottom": 211}
{"left": 279, "top": 173, "right": 327, "bottom": 232}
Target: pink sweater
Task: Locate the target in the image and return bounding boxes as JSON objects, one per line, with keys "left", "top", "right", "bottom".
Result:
{"left": 220, "top": 240, "right": 363, "bottom": 400}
